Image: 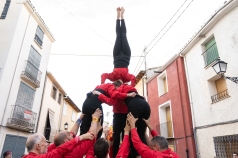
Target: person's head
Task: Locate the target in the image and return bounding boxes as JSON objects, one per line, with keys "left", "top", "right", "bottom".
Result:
{"left": 233, "top": 152, "right": 238, "bottom": 158}
{"left": 151, "top": 136, "right": 168, "bottom": 151}
{"left": 3, "top": 151, "right": 12, "bottom": 158}
{"left": 54, "top": 130, "right": 73, "bottom": 146}
{"left": 112, "top": 79, "right": 123, "bottom": 88}
{"left": 26, "top": 133, "right": 48, "bottom": 154}
{"left": 94, "top": 138, "right": 109, "bottom": 158}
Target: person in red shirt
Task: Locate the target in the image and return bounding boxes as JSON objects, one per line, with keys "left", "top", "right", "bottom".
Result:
{"left": 94, "top": 83, "right": 150, "bottom": 157}
{"left": 45, "top": 109, "right": 102, "bottom": 158}
{"left": 127, "top": 113, "right": 180, "bottom": 158}
{"left": 101, "top": 7, "right": 136, "bottom": 87}
{"left": 22, "top": 132, "right": 94, "bottom": 158}
{"left": 80, "top": 81, "right": 136, "bottom": 139}
{"left": 86, "top": 120, "right": 131, "bottom": 158}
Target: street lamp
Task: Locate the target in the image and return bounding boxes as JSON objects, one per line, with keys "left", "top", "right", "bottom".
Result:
{"left": 64, "top": 122, "right": 68, "bottom": 130}
{"left": 212, "top": 59, "right": 238, "bottom": 84}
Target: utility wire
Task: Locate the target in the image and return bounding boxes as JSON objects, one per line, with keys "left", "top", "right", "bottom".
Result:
{"left": 52, "top": 0, "right": 113, "bottom": 45}
{"left": 146, "top": 0, "right": 189, "bottom": 48}
{"left": 146, "top": 0, "right": 194, "bottom": 53}
{"left": 133, "top": 0, "right": 194, "bottom": 74}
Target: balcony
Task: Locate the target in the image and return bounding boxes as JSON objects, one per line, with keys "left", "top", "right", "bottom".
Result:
{"left": 159, "top": 121, "right": 174, "bottom": 138}
{"left": 21, "top": 60, "right": 42, "bottom": 88}
{"left": 202, "top": 43, "right": 219, "bottom": 67}
{"left": 211, "top": 89, "right": 230, "bottom": 104}
{"left": 6, "top": 105, "right": 37, "bottom": 132}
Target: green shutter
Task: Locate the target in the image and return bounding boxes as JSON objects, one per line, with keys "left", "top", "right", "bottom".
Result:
{"left": 204, "top": 38, "right": 219, "bottom": 66}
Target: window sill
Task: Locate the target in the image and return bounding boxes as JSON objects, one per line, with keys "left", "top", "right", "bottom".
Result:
{"left": 159, "top": 92, "right": 168, "bottom": 97}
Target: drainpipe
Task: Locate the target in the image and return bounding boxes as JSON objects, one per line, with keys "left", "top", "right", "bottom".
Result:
{"left": 176, "top": 59, "right": 188, "bottom": 158}
{"left": 36, "top": 71, "right": 47, "bottom": 133}
{"left": 181, "top": 54, "right": 199, "bottom": 158}
{"left": 0, "top": 14, "right": 31, "bottom": 127}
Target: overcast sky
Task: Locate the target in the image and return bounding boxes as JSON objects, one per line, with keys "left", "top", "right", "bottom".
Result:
{"left": 31, "top": 0, "right": 226, "bottom": 124}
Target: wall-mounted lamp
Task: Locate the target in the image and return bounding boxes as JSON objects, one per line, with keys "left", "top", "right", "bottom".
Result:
{"left": 212, "top": 59, "right": 238, "bottom": 84}
{"left": 64, "top": 122, "right": 68, "bottom": 130}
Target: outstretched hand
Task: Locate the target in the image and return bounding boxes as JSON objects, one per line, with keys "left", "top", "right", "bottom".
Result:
{"left": 127, "top": 112, "right": 138, "bottom": 129}
{"left": 92, "top": 90, "right": 101, "bottom": 95}
{"left": 80, "top": 132, "right": 94, "bottom": 141}
{"left": 92, "top": 108, "right": 102, "bottom": 119}
{"left": 124, "top": 120, "right": 131, "bottom": 135}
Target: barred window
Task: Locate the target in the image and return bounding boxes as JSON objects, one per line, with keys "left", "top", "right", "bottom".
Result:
{"left": 202, "top": 38, "right": 219, "bottom": 67}
{"left": 214, "top": 134, "right": 238, "bottom": 158}
{"left": 34, "top": 26, "right": 44, "bottom": 46}
{"left": 0, "top": 0, "right": 11, "bottom": 19}
{"left": 15, "top": 82, "right": 36, "bottom": 109}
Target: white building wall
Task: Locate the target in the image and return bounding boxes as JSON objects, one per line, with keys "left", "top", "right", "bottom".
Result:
{"left": 184, "top": 3, "right": 238, "bottom": 158}
{"left": 0, "top": 0, "right": 54, "bottom": 155}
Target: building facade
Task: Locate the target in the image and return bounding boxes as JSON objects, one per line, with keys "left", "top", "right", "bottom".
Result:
{"left": 0, "top": 0, "right": 54, "bottom": 157}
{"left": 146, "top": 55, "right": 196, "bottom": 158}
{"left": 60, "top": 96, "right": 81, "bottom": 132}
{"left": 36, "top": 72, "right": 67, "bottom": 143}
{"left": 179, "top": 0, "right": 238, "bottom": 157}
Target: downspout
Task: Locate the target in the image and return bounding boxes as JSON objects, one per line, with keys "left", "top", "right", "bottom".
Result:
{"left": 0, "top": 14, "right": 31, "bottom": 127}
{"left": 36, "top": 71, "right": 47, "bottom": 133}
{"left": 181, "top": 54, "right": 199, "bottom": 158}
{"left": 176, "top": 59, "right": 188, "bottom": 158}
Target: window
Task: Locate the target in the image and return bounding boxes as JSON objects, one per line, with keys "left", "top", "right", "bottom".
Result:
{"left": 58, "top": 93, "right": 62, "bottom": 104}
{"left": 202, "top": 37, "right": 219, "bottom": 67}
{"left": 214, "top": 134, "right": 238, "bottom": 158}
{"left": 1, "top": 135, "right": 27, "bottom": 158}
{"left": 15, "top": 82, "right": 36, "bottom": 109}
{"left": 63, "top": 103, "right": 67, "bottom": 116}
{"left": 0, "top": 0, "right": 11, "bottom": 19}
{"left": 25, "top": 46, "right": 41, "bottom": 80}
{"left": 71, "top": 111, "right": 76, "bottom": 122}
{"left": 158, "top": 101, "right": 173, "bottom": 138}
{"left": 157, "top": 71, "right": 168, "bottom": 97}
{"left": 45, "top": 110, "right": 56, "bottom": 142}
{"left": 34, "top": 25, "right": 44, "bottom": 46}
{"left": 51, "top": 86, "right": 57, "bottom": 100}
{"left": 208, "top": 76, "right": 229, "bottom": 104}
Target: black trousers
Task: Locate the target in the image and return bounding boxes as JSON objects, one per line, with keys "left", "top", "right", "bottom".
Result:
{"left": 113, "top": 19, "right": 131, "bottom": 68}
{"left": 125, "top": 95, "right": 151, "bottom": 157}
{"left": 80, "top": 92, "right": 104, "bottom": 139}
{"left": 112, "top": 113, "right": 127, "bottom": 158}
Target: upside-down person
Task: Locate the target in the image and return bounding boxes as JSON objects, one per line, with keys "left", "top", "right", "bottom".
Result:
{"left": 101, "top": 7, "right": 136, "bottom": 87}
{"left": 80, "top": 81, "right": 136, "bottom": 139}
{"left": 127, "top": 113, "right": 180, "bottom": 158}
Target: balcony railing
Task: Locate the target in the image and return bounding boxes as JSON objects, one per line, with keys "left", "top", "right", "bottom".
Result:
{"left": 211, "top": 89, "right": 230, "bottom": 104}
{"left": 21, "top": 60, "right": 42, "bottom": 88}
{"left": 202, "top": 43, "right": 219, "bottom": 67}
{"left": 160, "top": 121, "right": 174, "bottom": 138}
{"left": 6, "top": 105, "right": 37, "bottom": 132}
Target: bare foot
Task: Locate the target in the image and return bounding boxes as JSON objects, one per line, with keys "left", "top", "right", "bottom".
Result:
{"left": 117, "top": 7, "right": 121, "bottom": 19}
{"left": 121, "top": 7, "right": 125, "bottom": 19}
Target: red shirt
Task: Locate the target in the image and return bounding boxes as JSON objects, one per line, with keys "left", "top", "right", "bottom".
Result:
{"left": 98, "top": 94, "right": 128, "bottom": 113}
{"left": 86, "top": 135, "right": 130, "bottom": 158}
{"left": 131, "top": 128, "right": 180, "bottom": 158}
{"left": 94, "top": 83, "right": 128, "bottom": 100}
{"left": 65, "top": 139, "right": 95, "bottom": 158}
{"left": 101, "top": 68, "right": 136, "bottom": 87}
{"left": 117, "top": 84, "right": 137, "bottom": 94}
{"left": 22, "top": 137, "right": 81, "bottom": 158}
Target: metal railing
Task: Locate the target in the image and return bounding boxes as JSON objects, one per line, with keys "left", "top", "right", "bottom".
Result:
{"left": 211, "top": 89, "right": 230, "bottom": 104}
{"left": 202, "top": 43, "right": 219, "bottom": 67}
{"left": 21, "top": 60, "right": 42, "bottom": 88}
{"left": 6, "top": 105, "right": 37, "bottom": 132}
{"left": 160, "top": 121, "right": 174, "bottom": 138}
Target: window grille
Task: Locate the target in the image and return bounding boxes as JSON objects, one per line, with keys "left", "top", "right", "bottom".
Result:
{"left": 34, "top": 26, "right": 44, "bottom": 46}
{"left": 0, "top": 0, "right": 11, "bottom": 19}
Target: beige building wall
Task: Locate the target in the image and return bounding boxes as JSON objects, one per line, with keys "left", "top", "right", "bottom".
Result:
{"left": 60, "top": 100, "right": 80, "bottom": 132}
{"left": 37, "top": 72, "right": 66, "bottom": 142}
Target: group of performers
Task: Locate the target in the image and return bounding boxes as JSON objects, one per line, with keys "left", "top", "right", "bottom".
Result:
{"left": 80, "top": 7, "right": 151, "bottom": 158}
